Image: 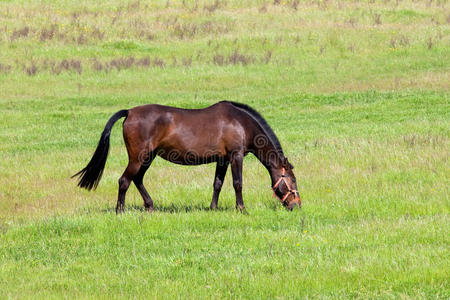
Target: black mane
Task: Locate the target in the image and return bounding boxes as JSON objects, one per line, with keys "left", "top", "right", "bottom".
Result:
{"left": 225, "top": 101, "right": 284, "bottom": 157}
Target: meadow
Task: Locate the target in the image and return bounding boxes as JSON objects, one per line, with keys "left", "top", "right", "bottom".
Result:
{"left": 0, "top": 0, "right": 449, "bottom": 298}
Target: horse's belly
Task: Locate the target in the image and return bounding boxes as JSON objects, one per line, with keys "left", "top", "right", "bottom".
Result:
{"left": 155, "top": 137, "right": 225, "bottom": 166}
{"left": 156, "top": 147, "right": 222, "bottom": 165}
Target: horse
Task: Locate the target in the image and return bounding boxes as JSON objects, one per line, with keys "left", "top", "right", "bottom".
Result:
{"left": 72, "top": 101, "right": 301, "bottom": 213}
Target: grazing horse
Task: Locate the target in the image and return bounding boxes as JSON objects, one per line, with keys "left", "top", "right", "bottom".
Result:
{"left": 73, "top": 101, "right": 301, "bottom": 213}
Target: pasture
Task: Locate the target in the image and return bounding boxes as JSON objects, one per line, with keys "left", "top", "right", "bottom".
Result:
{"left": 0, "top": 0, "right": 449, "bottom": 298}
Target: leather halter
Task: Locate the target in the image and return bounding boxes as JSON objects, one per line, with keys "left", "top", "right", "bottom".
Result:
{"left": 272, "top": 168, "right": 299, "bottom": 204}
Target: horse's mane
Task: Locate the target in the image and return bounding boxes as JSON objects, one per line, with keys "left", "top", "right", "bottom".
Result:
{"left": 224, "top": 101, "right": 284, "bottom": 157}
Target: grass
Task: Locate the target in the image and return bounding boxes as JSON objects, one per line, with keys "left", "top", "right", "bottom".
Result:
{"left": 0, "top": 0, "right": 449, "bottom": 298}
{"left": 1, "top": 212, "right": 447, "bottom": 298}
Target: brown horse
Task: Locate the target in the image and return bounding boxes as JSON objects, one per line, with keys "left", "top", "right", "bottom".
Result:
{"left": 73, "top": 101, "right": 301, "bottom": 213}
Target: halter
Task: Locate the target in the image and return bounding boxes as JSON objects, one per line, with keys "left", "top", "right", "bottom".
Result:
{"left": 272, "top": 168, "right": 300, "bottom": 204}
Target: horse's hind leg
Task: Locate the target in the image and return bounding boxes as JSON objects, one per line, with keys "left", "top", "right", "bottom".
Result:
{"left": 133, "top": 153, "right": 156, "bottom": 212}
{"left": 116, "top": 160, "right": 140, "bottom": 214}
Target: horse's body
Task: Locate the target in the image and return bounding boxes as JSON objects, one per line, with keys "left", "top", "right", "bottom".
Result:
{"left": 125, "top": 102, "right": 250, "bottom": 166}
{"left": 73, "top": 101, "right": 301, "bottom": 212}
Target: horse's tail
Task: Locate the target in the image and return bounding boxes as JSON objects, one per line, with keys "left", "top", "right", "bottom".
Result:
{"left": 72, "top": 109, "right": 129, "bottom": 190}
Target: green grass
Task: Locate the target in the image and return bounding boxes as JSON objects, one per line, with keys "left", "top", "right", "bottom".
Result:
{"left": 0, "top": 0, "right": 449, "bottom": 298}
{"left": 1, "top": 212, "right": 447, "bottom": 298}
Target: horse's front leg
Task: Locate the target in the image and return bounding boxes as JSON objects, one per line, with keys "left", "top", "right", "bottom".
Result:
{"left": 230, "top": 152, "right": 246, "bottom": 212}
{"left": 210, "top": 160, "right": 229, "bottom": 210}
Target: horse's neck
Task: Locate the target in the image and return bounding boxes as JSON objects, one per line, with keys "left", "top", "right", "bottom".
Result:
{"left": 252, "top": 134, "right": 284, "bottom": 184}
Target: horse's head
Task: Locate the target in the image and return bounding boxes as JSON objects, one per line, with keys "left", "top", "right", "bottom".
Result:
{"left": 272, "top": 157, "right": 301, "bottom": 210}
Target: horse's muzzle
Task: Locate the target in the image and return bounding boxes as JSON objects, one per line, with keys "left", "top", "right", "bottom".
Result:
{"left": 288, "top": 201, "right": 301, "bottom": 211}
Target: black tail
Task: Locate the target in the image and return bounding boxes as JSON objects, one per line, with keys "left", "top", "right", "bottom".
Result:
{"left": 72, "top": 110, "right": 129, "bottom": 190}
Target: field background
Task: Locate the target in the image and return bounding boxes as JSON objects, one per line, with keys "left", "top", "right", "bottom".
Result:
{"left": 0, "top": 0, "right": 449, "bottom": 298}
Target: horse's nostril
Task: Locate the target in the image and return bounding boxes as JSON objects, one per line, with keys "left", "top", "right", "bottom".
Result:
{"left": 296, "top": 197, "right": 302, "bottom": 208}
{"left": 288, "top": 202, "right": 299, "bottom": 211}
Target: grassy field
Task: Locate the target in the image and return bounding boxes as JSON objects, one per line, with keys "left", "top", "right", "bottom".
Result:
{"left": 0, "top": 0, "right": 449, "bottom": 298}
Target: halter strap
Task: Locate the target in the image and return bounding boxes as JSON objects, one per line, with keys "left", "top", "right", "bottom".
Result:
{"left": 272, "top": 168, "right": 299, "bottom": 204}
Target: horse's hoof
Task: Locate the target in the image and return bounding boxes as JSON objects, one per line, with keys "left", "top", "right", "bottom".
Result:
{"left": 236, "top": 206, "right": 248, "bottom": 215}
{"left": 116, "top": 205, "right": 126, "bottom": 214}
